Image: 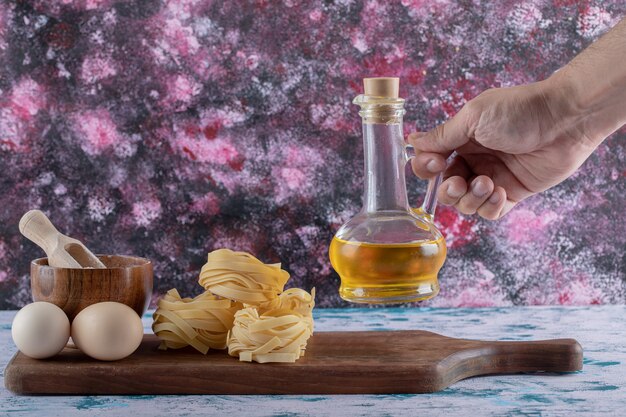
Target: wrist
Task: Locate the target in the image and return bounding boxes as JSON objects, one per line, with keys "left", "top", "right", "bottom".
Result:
{"left": 545, "top": 66, "right": 626, "bottom": 146}
{"left": 544, "top": 69, "right": 585, "bottom": 114}
{"left": 540, "top": 71, "right": 604, "bottom": 147}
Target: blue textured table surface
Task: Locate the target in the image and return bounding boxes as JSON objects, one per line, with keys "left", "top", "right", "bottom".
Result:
{"left": 1, "top": 306, "right": 625, "bottom": 417}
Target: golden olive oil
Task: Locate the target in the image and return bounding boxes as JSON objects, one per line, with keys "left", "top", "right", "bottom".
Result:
{"left": 329, "top": 237, "right": 446, "bottom": 304}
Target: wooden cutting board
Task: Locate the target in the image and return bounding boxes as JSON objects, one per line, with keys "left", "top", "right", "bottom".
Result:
{"left": 4, "top": 331, "right": 582, "bottom": 395}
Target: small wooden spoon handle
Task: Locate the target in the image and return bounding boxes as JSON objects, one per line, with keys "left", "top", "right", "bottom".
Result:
{"left": 442, "top": 338, "right": 583, "bottom": 383}
{"left": 19, "top": 210, "right": 62, "bottom": 257}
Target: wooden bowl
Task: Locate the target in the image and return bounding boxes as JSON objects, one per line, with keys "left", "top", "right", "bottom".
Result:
{"left": 30, "top": 255, "right": 153, "bottom": 320}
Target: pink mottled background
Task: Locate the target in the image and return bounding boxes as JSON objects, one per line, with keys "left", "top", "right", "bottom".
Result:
{"left": 0, "top": 0, "right": 624, "bottom": 308}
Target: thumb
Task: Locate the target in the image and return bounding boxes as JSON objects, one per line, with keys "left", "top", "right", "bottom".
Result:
{"left": 409, "top": 106, "right": 473, "bottom": 157}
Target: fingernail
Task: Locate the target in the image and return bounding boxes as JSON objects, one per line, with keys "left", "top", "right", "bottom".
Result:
{"left": 426, "top": 159, "right": 441, "bottom": 173}
{"left": 447, "top": 184, "right": 464, "bottom": 198}
{"left": 471, "top": 179, "right": 489, "bottom": 197}
{"left": 489, "top": 192, "right": 500, "bottom": 204}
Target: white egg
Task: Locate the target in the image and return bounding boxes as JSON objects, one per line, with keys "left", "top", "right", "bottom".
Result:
{"left": 12, "top": 302, "right": 70, "bottom": 359}
{"left": 71, "top": 302, "right": 143, "bottom": 361}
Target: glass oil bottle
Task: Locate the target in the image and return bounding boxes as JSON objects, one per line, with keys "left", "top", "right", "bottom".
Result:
{"left": 329, "top": 77, "right": 447, "bottom": 304}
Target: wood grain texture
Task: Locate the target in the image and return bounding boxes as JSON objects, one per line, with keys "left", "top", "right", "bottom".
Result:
{"left": 4, "top": 331, "right": 582, "bottom": 395}
{"left": 30, "top": 255, "right": 153, "bottom": 320}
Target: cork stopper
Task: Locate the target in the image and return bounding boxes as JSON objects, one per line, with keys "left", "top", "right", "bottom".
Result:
{"left": 363, "top": 77, "right": 399, "bottom": 98}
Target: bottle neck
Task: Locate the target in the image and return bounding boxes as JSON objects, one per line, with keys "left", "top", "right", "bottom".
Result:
{"left": 362, "top": 121, "right": 410, "bottom": 213}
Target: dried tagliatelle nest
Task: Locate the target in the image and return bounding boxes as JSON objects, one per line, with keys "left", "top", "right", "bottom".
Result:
{"left": 152, "top": 249, "right": 315, "bottom": 363}
{"left": 227, "top": 306, "right": 312, "bottom": 363}
{"left": 152, "top": 288, "right": 242, "bottom": 353}
{"left": 227, "top": 287, "right": 316, "bottom": 362}
{"left": 260, "top": 287, "right": 316, "bottom": 332}
{"left": 198, "top": 248, "right": 290, "bottom": 306}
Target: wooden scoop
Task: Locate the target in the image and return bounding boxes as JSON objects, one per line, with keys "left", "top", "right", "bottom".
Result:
{"left": 19, "top": 210, "right": 106, "bottom": 269}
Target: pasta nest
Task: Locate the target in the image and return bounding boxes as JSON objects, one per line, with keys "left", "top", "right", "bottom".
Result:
{"left": 198, "top": 249, "right": 290, "bottom": 306}
{"left": 152, "top": 288, "right": 242, "bottom": 354}
{"left": 227, "top": 303, "right": 314, "bottom": 364}
{"left": 258, "top": 287, "right": 316, "bottom": 333}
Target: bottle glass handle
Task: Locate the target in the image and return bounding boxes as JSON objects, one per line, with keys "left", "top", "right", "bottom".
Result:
{"left": 405, "top": 143, "right": 442, "bottom": 219}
